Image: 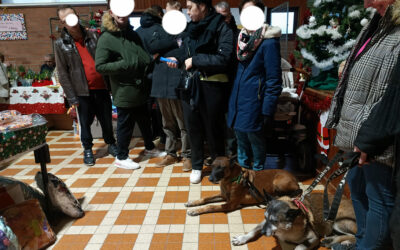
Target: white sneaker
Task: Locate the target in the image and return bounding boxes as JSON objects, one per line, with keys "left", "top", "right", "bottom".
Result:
{"left": 144, "top": 148, "right": 167, "bottom": 158}
{"left": 114, "top": 158, "right": 140, "bottom": 170}
{"left": 190, "top": 170, "right": 202, "bottom": 184}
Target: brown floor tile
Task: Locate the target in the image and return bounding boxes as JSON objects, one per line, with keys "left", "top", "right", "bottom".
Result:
{"left": 46, "top": 137, "right": 55, "bottom": 142}
{"left": 84, "top": 167, "right": 107, "bottom": 175}
{"left": 15, "top": 158, "right": 36, "bottom": 165}
{"left": 114, "top": 210, "right": 147, "bottom": 225}
{"left": 198, "top": 233, "right": 231, "bottom": 250}
{"left": 20, "top": 179, "right": 34, "bottom": 185}
{"left": 143, "top": 166, "right": 164, "bottom": 173}
{"left": 163, "top": 191, "right": 189, "bottom": 203}
{"left": 71, "top": 178, "right": 98, "bottom": 188}
{"left": 101, "top": 234, "right": 137, "bottom": 250}
{"left": 57, "top": 137, "right": 81, "bottom": 142}
{"left": 55, "top": 167, "right": 79, "bottom": 175}
{"left": 48, "top": 158, "right": 66, "bottom": 165}
{"left": 135, "top": 141, "right": 145, "bottom": 147}
{"left": 135, "top": 178, "right": 159, "bottom": 187}
{"left": 72, "top": 210, "right": 107, "bottom": 226}
{"left": 103, "top": 178, "right": 128, "bottom": 187}
{"left": 172, "top": 166, "right": 185, "bottom": 173}
{"left": 201, "top": 191, "right": 221, "bottom": 198}
{"left": 301, "top": 178, "right": 315, "bottom": 185}
{"left": 73, "top": 192, "right": 85, "bottom": 200}
{"left": 157, "top": 210, "right": 186, "bottom": 224}
{"left": 126, "top": 192, "right": 154, "bottom": 203}
{"left": 68, "top": 158, "right": 84, "bottom": 164}
{"left": 247, "top": 236, "right": 281, "bottom": 250}
{"left": 96, "top": 157, "right": 115, "bottom": 164}
{"left": 48, "top": 131, "right": 64, "bottom": 136}
{"left": 0, "top": 168, "right": 23, "bottom": 176}
{"left": 240, "top": 209, "right": 265, "bottom": 224}
{"left": 148, "top": 157, "right": 163, "bottom": 164}
{"left": 50, "top": 150, "right": 77, "bottom": 156}
{"left": 201, "top": 176, "right": 219, "bottom": 186}
{"left": 168, "top": 177, "right": 189, "bottom": 186}
{"left": 50, "top": 143, "right": 81, "bottom": 148}
{"left": 90, "top": 192, "right": 119, "bottom": 204}
{"left": 149, "top": 233, "right": 183, "bottom": 250}
{"left": 129, "top": 149, "right": 143, "bottom": 155}
{"left": 200, "top": 212, "right": 228, "bottom": 224}
{"left": 53, "top": 234, "right": 92, "bottom": 250}
{"left": 26, "top": 168, "right": 51, "bottom": 176}
{"left": 113, "top": 168, "right": 135, "bottom": 174}
{"left": 93, "top": 142, "right": 107, "bottom": 148}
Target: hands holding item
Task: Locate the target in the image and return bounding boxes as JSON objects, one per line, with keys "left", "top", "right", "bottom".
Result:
{"left": 354, "top": 146, "right": 369, "bottom": 165}
{"left": 185, "top": 58, "right": 193, "bottom": 70}
{"left": 164, "top": 57, "right": 179, "bottom": 68}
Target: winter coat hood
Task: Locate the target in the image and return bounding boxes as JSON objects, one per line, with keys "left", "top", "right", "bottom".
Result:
{"left": 101, "top": 12, "right": 134, "bottom": 33}
{"left": 260, "top": 24, "right": 281, "bottom": 39}
{"left": 140, "top": 10, "right": 162, "bottom": 28}
{"left": 392, "top": 0, "right": 400, "bottom": 25}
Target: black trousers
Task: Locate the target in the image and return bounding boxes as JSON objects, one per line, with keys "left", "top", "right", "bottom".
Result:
{"left": 116, "top": 104, "right": 155, "bottom": 160}
{"left": 181, "top": 81, "right": 228, "bottom": 170}
{"left": 77, "top": 89, "right": 115, "bottom": 150}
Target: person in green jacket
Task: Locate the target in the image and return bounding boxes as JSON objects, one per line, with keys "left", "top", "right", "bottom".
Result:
{"left": 95, "top": 10, "right": 166, "bottom": 170}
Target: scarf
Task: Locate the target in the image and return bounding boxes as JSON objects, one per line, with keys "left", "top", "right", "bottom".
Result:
{"left": 237, "top": 25, "right": 267, "bottom": 61}
{"left": 187, "top": 8, "right": 218, "bottom": 39}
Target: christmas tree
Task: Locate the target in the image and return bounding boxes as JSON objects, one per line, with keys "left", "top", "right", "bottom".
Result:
{"left": 295, "top": 0, "right": 375, "bottom": 74}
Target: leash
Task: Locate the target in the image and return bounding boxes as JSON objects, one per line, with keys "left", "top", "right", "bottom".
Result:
{"left": 231, "top": 170, "right": 268, "bottom": 205}
{"left": 300, "top": 150, "right": 344, "bottom": 201}
{"left": 323, "top": 151, "right": 360, "bottom": 222}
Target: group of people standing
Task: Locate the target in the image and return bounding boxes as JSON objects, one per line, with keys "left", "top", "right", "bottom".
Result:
{"left": 55, "top": 0, "right": 283, "bottom": 184}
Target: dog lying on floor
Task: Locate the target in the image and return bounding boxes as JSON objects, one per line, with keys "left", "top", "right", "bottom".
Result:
{"left": 232, "top": 192, "right": 357, "bottom": 249}
{"left": 185, "top": 156, "right": 302, "bottom": 216}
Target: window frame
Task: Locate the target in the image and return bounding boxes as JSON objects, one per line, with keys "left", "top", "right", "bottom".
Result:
{"left": 267, "top": 6, "right": 299, "bottom": 40}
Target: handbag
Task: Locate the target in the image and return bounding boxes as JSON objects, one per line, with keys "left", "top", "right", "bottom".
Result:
{"left": 176, "top": 70, "right": 201, "bottom": 110}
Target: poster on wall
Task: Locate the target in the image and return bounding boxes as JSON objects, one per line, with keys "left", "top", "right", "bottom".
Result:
{"left": 0, "top": 14, "right": 28, "bottom": 40}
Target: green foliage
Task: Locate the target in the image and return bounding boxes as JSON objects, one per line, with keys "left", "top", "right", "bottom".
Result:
{"left": 25, "top": 69, "right": 36, "bottom": 80}
{"left": 7, "top": 67, "right": 19, "bottom": 81}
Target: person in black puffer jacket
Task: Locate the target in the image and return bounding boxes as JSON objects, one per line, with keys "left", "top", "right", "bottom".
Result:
{"left": 167, "top": 0, "right": 234, "bottom": 184}
{"left": 137, "top": 6, "right": 191, "bottom": 170}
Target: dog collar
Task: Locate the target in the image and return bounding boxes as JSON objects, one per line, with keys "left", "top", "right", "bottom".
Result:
{"left": 293, "top": 198, "right": 309, "bottom": 213}
{"left": 231, "top": 172, "right": 243, "bottom": 184}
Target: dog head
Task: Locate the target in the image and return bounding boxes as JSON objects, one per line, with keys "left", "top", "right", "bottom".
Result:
{"left": 261, "top": 196, "right": 302, "bottom": 236}
{"left": 208, "top": 156, "right": 234, "bottom": 184}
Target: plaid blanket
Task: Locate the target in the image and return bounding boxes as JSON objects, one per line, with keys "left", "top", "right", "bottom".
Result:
{"left": 327, "top": 7, "right": 400, "bottom": 167}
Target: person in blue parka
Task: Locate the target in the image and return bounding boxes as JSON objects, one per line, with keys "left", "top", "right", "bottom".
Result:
{"left": 227, "top": 0, "right": 282, "bottom": 171}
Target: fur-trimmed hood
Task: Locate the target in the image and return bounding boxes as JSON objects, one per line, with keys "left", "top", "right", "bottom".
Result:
{"left": 101, "top": 11, "right": 128, "bottom": 33}
{"left": 261, "top": 24, "right": 281, "bottom": 39}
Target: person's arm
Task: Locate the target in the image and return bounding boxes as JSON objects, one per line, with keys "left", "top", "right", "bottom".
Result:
{"left": 95, "top": 35, "right": 132, "bottom": 75}
{"left": 354, "top": 54, "right": 400, "bottom": 160}
{"left": 191, "top": 23, "right": 234, "bottom": 72}
{"left": 262, "top": 38, "right": 282, "bottom": 117}
{"left": 146, "top": 29, "right": 179, "bottom": 55}
{"left": 54, "top": 42, "right": 78, "bottom": 105}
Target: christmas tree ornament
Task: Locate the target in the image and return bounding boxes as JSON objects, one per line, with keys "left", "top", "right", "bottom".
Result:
{"left": 360, "top": 18, "right": 369, "bottom": 26}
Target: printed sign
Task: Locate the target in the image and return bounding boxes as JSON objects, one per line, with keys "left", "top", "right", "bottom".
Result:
{"left": 0, "top": 14, "right": 28, "bottom": 40}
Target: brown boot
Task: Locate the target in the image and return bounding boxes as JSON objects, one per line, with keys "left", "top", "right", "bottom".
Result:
{"left": 157, "top": 155, "right": 178, "bottom": 167}
{"left": 182, "top": 158, "right": 192, "bottom": 172}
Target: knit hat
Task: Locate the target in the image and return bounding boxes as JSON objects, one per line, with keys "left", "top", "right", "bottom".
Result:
{"left": 190, "top": 0, "right": 212, "bottom": 7}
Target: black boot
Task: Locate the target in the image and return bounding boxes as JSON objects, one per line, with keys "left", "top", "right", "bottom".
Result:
{"left": 108, "top": 144, "right": 118, "bottom": 157}
{"left": 83, "top": 149, "right": 95, "bottom": 166}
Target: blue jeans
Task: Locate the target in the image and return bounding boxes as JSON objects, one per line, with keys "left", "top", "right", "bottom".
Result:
{"left": 346, "top": 162, "right": 395, "bottom": 250}
{"left": 235, "top": 130, "right": 266, "bottom": 171}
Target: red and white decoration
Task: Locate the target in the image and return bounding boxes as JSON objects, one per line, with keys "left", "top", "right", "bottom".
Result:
{"left": 5, "top": 86, "right": 66, "bottom": 114}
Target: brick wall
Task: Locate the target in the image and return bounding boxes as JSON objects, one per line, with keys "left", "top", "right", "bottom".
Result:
{"left": 0, "top": 5, "right": 107, "bottom": 72}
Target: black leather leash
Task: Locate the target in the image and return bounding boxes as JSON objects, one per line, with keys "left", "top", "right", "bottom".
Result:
{"left": 323, "top": 151, "right": 360, "bottom": 222}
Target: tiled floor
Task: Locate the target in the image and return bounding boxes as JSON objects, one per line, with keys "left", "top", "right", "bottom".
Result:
{"left": 0, "top": 131, "right": 328, "bottom": 250}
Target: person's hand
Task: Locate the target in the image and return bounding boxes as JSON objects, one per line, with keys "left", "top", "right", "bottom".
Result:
{"left": 152, "top": 53, "right": 159, "bottom": 60}
{"left": 354, "top": 146, "right": 368, "bottom": 165}
{"left": 166, "top": 57, "right": 179, "bottom": 68}
{"left": 263, "top": 115, "right": 274, "bottom": 137}
{"left": 185, "top": 58, "right": 193, "bottom": 70}
{"left": 71, "top": 103, "right": 79, "bottom": 109}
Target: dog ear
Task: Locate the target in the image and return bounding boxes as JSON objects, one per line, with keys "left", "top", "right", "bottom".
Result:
{"left": 286, "top": 208, "right": 301, "bottom": 220}
{"left": 263, "top": 189, "right": 275, "bottom": 203}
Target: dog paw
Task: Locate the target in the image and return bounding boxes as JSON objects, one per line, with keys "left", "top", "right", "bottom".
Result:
{"left": 321, "top": 236, "right": 334, "bottom": 247}
{"left": 231, "top": 235, "right": 247, "bottom": 246}
{"left": 187, "top": 209, "right": 199, "bottom": 216}
{"left": 184, "top": 201, "right": 194, "bottom": 207}
{"left": 294, "top": 245, "right": 308, "bottom": 250}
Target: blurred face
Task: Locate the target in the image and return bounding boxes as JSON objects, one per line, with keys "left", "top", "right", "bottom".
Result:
{"left": 186, "top": 1, "right": 206, "bottom": 22}
{"left": 216, "top": 6, "right": 232, "bottom": 24}
{"left": 364, "top": 0, "right": 395, "bottom": 15}
{"left": 44, "top": 56, "right": 55, "bottom": 67}
{"left": 58, "top": 8, "right": 81, "bottom": 38}
{"left": 109, "top": 10, "right": 129, "bottom": 27}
